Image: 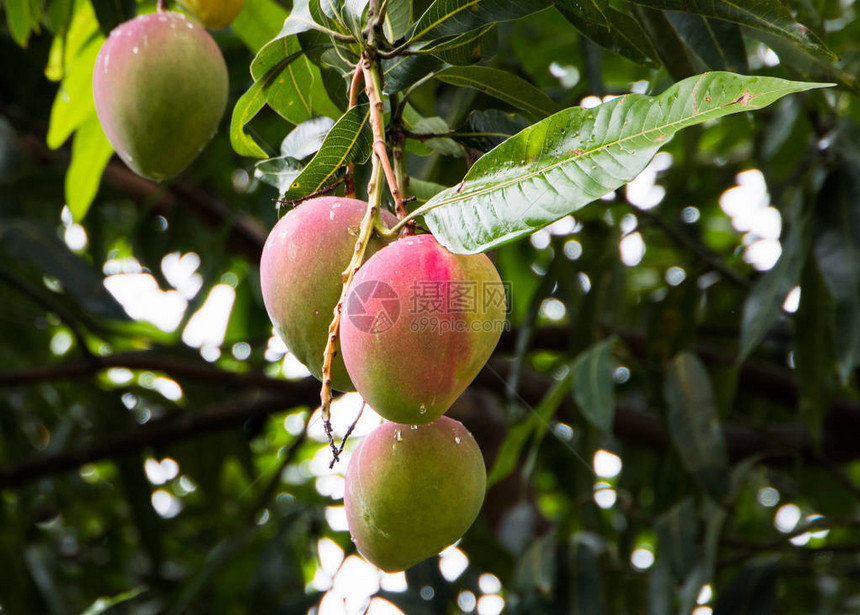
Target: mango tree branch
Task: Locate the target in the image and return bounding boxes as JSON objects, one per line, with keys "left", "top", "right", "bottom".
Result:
{"left": 361, "top": 56, "right": 410, "bottom": 228}
{"left": 318, "top": 194, "right": 380, "bottom": 461}
{"left": 318, "top": 51, "right": 398, "bottom": 463}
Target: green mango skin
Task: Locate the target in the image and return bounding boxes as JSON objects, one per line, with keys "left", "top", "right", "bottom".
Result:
{"left": 344, "top": 417, "right": 486, "bottom": 572}
{"left": 259, "top": 197, "right": 397, "bottom": 392}
{"left": 341, "top": 234, "right": 506, "bottom": 424}
{"left": 93, "top": 12, "right": 228, "bottom": 181}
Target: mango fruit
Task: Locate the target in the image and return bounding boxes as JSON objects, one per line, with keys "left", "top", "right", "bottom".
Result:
{"left": 178, "top": 0, "right": 245, "bottom": 30}
{"left": 341, "top": 234, "right": 506, "bottom": 424}
{"left": 93, "top": 12, "right": 228, "bottom": 181}
{"left": 260, "top": 197, "right": 397, "bottom": 391}
{"left": 344, "top": 417, "right": 486, "bottom": 572}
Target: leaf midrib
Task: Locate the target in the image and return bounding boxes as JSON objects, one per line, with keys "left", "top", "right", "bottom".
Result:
{"left": 419, "top": 78, "right": 805, "bottom": 213}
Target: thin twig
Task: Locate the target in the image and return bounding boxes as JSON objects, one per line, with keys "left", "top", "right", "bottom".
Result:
{"left": 361, "top": 57, "right": 411, "bottom": 230}
{"left": 0, "top": 268, "right": 97, "bottom": 364}
{"left": 248, "top": 426, "right": 308, "bottom": 523}
{"left": 0, "top": 392, "right": 315, "bottom": 489}
{"left": 319, "top": 199, "right": 379, "bottom": 460}
{"left": 329, "top": 401, "right": 365, "bottom": 469}
{"left": 278, "top": 177, "right": 346, "bottom": 209}
{"left": 634, "top": 203, "right": 751, "bottom": 289}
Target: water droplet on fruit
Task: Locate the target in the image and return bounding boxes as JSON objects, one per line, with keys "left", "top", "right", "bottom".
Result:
{"left": 418, "top": 404, "right": 427, "bottom": 415}
{"left": 454, "top": 437, "right": 461, "bottom": 444}
{"left": 132, "top": 46, "right": 139, "bottom": 54}
{"left": 394, "top": 429, "right": 402, "bottom": 441}
{"left": 410, "top": 425, "right": 418, "bottom": 430}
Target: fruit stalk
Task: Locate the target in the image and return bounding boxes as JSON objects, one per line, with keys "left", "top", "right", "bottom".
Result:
{"left": 319, "top": 59, "right": 389, "bottom": 458}
{"left": 318, "top": 185, "right": 381, "bottom": 459}
{"left": 361, "top": 56, "right": 412, "bottom": 233}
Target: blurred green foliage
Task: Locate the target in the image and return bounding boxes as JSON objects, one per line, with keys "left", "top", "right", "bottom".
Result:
{"left": 2, "top": 0, "right": 860, "bottom": 614}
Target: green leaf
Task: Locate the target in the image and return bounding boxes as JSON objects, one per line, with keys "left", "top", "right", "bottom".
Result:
{"left": 383, "top": 0, "right": 412, "bottom": 42}
{"left": 814, "top": 155, "right": 860, "bottom": 384}
{"left": 635, "top": 6, "right": 698, "bottom": 78}
{"left": 455, "top": 109, "right": 528, "bottom": 152}
{"left": 553, "top": 0, "right": 607, "bottom": 28}
{"left": 402, "top": 106, "right": 463, "bottom": 157}
{"left": 647, "top": 558, "right": 673, "bottom": 615}
{"left": 254, "top": 155, "right": 304, "bottom": 194}
{"left": 280, "top": 116, "right": 336, "bottom": 159}
{"left": 487, "top": 372, "right": 573, "bottom": 487}
{"left": 753, "top": 30, "right": 858, "bottom": 94}
{"left": 252, "top": 0, "right": 350, "bottom": 52}
{"left": 417, "top": 72, "right": 831, "bottom": 254}
{"left": 665, "top": 12, "right": 748, "bottom": 72}
{"left": 44, "top": 0, "right": 100, "bottom": 82}
{"left": 738, "top": 199, "right": 806, "bottom": 363}
{"left": 435, "top": 66, "right": 561, "bottom": 120}
{"left": 89, "top": 0, "right": 135, "bottom": 35}
{"left": 231, "top": 44, "right": 311, "bottom": 158}
{"left": 230, "top": 78, "right": 271, "bottom": 158}
{"left": 569, "top": 534, "right": 604, "bottom": 615}
{"left": 320, "top": 65, "right": 350, "bottom": 111}
{"left": 0, "top": 220, "right": 129, "bottom": 321}
{"left": 80, "top": 587, "right": 147, "bottom": 615}
{"left": 410, "top": 0, "right": 551, "bottom": 42}
{"left": 382, "top": 54, "right": 442, "bottom": 95}
{"left": 47, "top": 37, "right": 102, "bottom": 149}
{"left": 65, "top": 114, "right": 114, "bottom": 221}
{"left": 4, "top": 0, "right": 39, "bottom": 46}
{"left": 796, "top": 254, "right": 836, "bottom": 441}
{"left": 260, "top": 36, "right": 315, "bottom": 124}
{"left": 279, "top": 103, "right": 373, "bottom": 202}
{"left": 712, "top": 556, "right": 779, "bottom": 615}
{"left": 570, "top": 337, "right": 616, "bottom": 433}
{"left": 664, "top": 352, "right": 729, "bottom": 501}
{"left": 45, "top": 0, "right": 74, "bottom": 32}
{"left": 628, "top": 0, "right": 837, "bottom": 62}
{"left": 232, "top": 0, "right": 290, "bottom": 52}
{"left": 557, "top": 4, "right": 658, "bottom": 65}
{"left": 655, "top": 498, "right": 697, "bottom": 583}
{"left": 423, "top": 24, "right": 497, "bottom": 65}
{"left": 251, "top": 32, "right": 341, "bottom": 121}
{"left": 513, "top": 531, "right": 556, "bottom": 593}
{"left": 405, "top": 178, "right": 448, "bottom": 204}
{"left": 342, "top": 0, "right": 368, "bottom": 39}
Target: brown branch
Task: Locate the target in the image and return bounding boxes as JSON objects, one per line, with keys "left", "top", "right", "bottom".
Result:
{"left": 632, "top": 201, "right": 751, "bottom": 290}
{"left": 329, "top": 400, "right": 365, "bottom": 469}
{"left": 318, "top": 194, "right": 381, "bottom": 460}
{"left": 0, "top": 350, "right": 303, "bottom": 390}
{"left": 278, "top": 177, "right": 346, "bottom": 209}
{"left": 102, "top": 162, "right": 267, "bottom": 263}
{"left": 0, "top": 389, "right": 317, "bottom": 490}
{"left": 361, "top": 56, "right": 412, "bottom": 232}
{"left": 4, "top": 324, "right": 860, "bottom": 490}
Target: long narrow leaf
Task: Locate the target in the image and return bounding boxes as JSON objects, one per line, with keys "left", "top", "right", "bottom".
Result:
{"left": 411, "top": 0, "right": 551, "bottom": 42}
{"left": 664, "top": 352, "right": 730, "bottom": 501}
{"left": 629, "top": 0, "right": 836, "bottom": 61}
{"left": 279, "top": 103, "right": 373, "bottom": 202}
{"left": 435, "top": 66, "right": 561, "bottom": 120}
{"left": 417, "top": 72, "right": 830, "bottom": 254}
